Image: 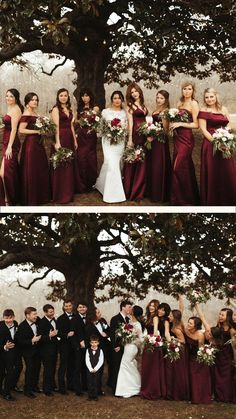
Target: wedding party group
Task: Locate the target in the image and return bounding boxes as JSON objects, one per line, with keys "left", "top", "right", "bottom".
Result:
{"left": 0, "top": 81, "right": 236, "bottom": 207}
{"left": 0, "top": 298, "right": 235, "bottom": 404}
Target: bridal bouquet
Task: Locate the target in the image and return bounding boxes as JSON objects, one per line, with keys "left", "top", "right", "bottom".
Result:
{"left": 123, "top": 145, "right": 145, "bottom": 163}
{"left": 115, "top": 323, "right": 137, "bottom": 345}
{"left": 100, "top": 117, "right": 128, "bottom": 145}
{"left": 137, "top": 116, "right": 164, "bottom": 150}
{"left": 212, "top": 127, "right": 236, "bottom": 159}
{"left": 197, "top": 344, "right": 218, "bottom": 366}
{"left": 50, "top": 147, "right": 74, "bottom": 170}
{"left": 143, "top": 332, "right": 163, "bottom": 352}
{"left": 77, "top": 110, "right": 100, "bottom": 133}
{"left": 35, "top": 116, "right": 56, "bottom": 136}
{"left": 163, "top": 337, "right": 183, "bottom": 362}
{"left": 0, "top": 116, "right": 4, "bottom": 128}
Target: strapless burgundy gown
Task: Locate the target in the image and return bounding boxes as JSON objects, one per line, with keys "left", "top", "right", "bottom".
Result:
{"left": 0, "top": 114, "right": 20, "bottom": 205}
{"left": 20, "top": 115, "right": 50, "bottom": 205}
{"left": 213, "top": 330, "right": 235, "bottom": 402}
{"left": 123, "top": 108, "right": 147, "bottom": 201}
{"left": 145, "top": 113, "right": 172, "bottom": 202}
{"left": 198, "top": 111, "right": 236, "bottom": 205}
{"left": 51, "top": 110, "right": 76, "bottom": 204}
{"left": 165, "top": 332, "right": 189, "bottom": 400}
{"left": 140, "top": 323, "right": 166, "bottom": 400}
{"left": 185, "top": 335, "right": 211, "bottom": 404}
{"left": 170, "top": 110, "right": 199, "bottom": 205}
{"left": 76, "top": 109, "right": 97, "bottom": 192}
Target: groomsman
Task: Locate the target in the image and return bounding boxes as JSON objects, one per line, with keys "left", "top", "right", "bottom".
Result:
{"left": 16, "top": 307, "right": 41, "bottom": 398}
{"left": 0, "top": 309, "right": 19, "bottom": 401}
{"left": 38, "top": 304, "right": 58, "bottom": 396}
{"left": 57, "top": 299, "right": 75, "bottom": 394}
{"left": 71, "top": 301, "right": 87, "bottom": 395}
{"left": 110, "top": 300, "right": 133, "bottom": 394}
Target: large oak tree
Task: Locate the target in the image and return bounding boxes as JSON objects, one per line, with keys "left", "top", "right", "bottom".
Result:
{"left": 0, "top": 1, "right": 235, "bottom": 107}
{"left": 0, "top": 213, "right": 235, "bottom": 306}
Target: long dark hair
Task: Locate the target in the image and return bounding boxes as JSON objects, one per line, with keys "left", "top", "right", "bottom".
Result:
{"left": 156, "top": 90, "right": 170, "bottom": 110}
{"left": 126, "top": 82, "right": 146, "bottom": 111}
{"left": 145, "top": 299, "right": 159, "bottom": 325}
{"left": 171, "top": 309, "right": 184, "bottom": 332}
{"left": 217, "top": 308, "right": 234, "bottom": 329}
{"left": 78, "top": 87, "right": 95, "bottom": 112}
{"left": 133, "top": 305, "right": 145, "bottom": 332}
{"left": 54, "top": 88, "right": 72, "bottom": 112}
{"left": 24, "top": 92, "right": 39, "bottom": 107}
{"left": 7, "top": 88, "right": 24, "bottom": 112}
{"left": 111, "top": 90, "right": 124, "bottom": 108}
{"left": 189, "top": 316, "right": 202, "bottom": 330}
{"left": 158, "top": 302, "right": 171, "bottom": 321}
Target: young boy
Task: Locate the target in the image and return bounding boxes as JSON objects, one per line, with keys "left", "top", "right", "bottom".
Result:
{"left": 85, "top": 335, "right": 104, "bottom": 401}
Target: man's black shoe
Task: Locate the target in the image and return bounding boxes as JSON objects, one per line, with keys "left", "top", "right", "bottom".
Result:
{"left": 3, "top": 394, "right": 16, "bottom": 401}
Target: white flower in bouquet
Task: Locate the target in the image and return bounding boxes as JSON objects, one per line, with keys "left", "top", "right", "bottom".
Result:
{"left": 212, "top": 127, "right": 236, "bottom": 158}
{"left": 197, "top": 344, "right": 218, "bottom": 366}
{"left": 0, "top": 116, "right": 5, "bottom": 128}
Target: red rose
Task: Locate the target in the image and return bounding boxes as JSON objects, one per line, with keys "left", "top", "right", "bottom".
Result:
{"left": 111, "top": 118, "right": 121, "bottom": 127}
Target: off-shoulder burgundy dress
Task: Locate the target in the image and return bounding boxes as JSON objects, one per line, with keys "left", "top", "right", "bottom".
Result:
{"left": 185, "top": 334, "right": 211, "bottom": 404}
{"left": 20, "top": 115, "right": 50, "bottom": 205}
{"left": 145, "top": 112, "right": 172, "bottom": 202}
{"left": 198, "top": 111, "right": 236, "bottom": 205}
{"left": 51, "top": 110, "right": 76, "bottom": 204}
{"left": 170, "top": 110, "right": 199, "bottom": 205}
{"left": 0, "top": 114, "right": 20, "bottom": 205}
{"left": 76, "top": 109, "right": 97, "bottom": 192}
{"left": 123, "top": 108, "right": 147, "bottom": 201}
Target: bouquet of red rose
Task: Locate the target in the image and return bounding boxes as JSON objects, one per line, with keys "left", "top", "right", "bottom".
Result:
{"left": 100, "top": 117, "right": 128, "bottom": 145}
{"left": 163, "top": 337, "right": 183, "bottom": 362}
{"left": 138, "top": 116, "right": 165, "bottom": 149}
{"left": 77, "top": 110, "right": 100, "bottom": 133}
{"left": 115, "top": 322, "right": 137, "bottom": 345}
{"left": 197, "top": 344, "right": 218, "bottom": 366}
{"left": 123, "top": 145, "right": 145, "bottom": 163}
{"left": 143, "top": 332, "right": 163, "bottom": 352}
{"left": 50, "top": 147, "right": 74, "bottom": 169}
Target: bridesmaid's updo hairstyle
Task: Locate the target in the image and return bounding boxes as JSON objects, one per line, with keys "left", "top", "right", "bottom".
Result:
{"left": 7, "top": 88, "right": 24, "bottom": 112}
{"left": 55, "top": 88, "right": 71, "bottom": 112}
{"left": 189, "top": 316, "right": 202, "bottom": 330}
{"left": 156, "top": 90, "right": 170, "bottom": 109}
{"left": 24, "top": 92, "right": 39, "bottom": 107}
{"left": 180, "top": 80, "right": 196, "bottom": 103}
{"left": 78, "top": 87, "right": 95, "bottom": 112}
{"left": 203, "top": 87, "right": 222, "bottom": 111}
{"left": 111, "top": 90, "right": 124, "bottom": 109}
{"left": 126, "top": 82, "right": 145, "bottom": 111}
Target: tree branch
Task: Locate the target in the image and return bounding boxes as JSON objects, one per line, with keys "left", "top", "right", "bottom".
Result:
{"left": 40, "top": 57, "right": 68, "bottom": 75}
{"left": 16, "top": 268, "right": 53, "bottom": 290}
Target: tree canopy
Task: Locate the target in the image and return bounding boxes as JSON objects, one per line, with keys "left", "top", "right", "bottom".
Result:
{"left": 0, "top": 213, "right": 235, "bottom": 306}
{"left": 0, "top": 1, "right": 235, "bottom": 106}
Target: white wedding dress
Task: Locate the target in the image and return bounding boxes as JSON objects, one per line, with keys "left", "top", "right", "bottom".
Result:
{"left": 115, "top": 321, "right": 143, "bottom": 398}
{"left": 94, "top": 108, "right": 127, "bottom": 203}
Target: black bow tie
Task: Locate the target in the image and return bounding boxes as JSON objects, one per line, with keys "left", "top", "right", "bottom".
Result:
{"left": 30, "top": 322, "right": 35, "bottom": 326}
{"left": 95, "top": 321, "right": 99, "bottom": 325}
{"left": 8, "top": 325, "right": 14, "bottom": 329}
{"left": 50, "top": 318, "right": 55, "bottom": 322}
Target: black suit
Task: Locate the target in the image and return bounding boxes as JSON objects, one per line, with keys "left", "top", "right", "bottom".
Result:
{"left": 38, "top": 316, "right": 58, "bottom": 393}
{"left": 110, "top": 313, "right": 128, "bottom": 393}
{"left": 57, "top": 312, "right": 75, "bottom": 391}
{"left": 0, "top": 320, "right": 22, "bottom": 395}
{"left": 71, "top": 314, "right": 86, "bottom": 394}
{"left": 16, "top": 319, "right": 41, "bottom": 394}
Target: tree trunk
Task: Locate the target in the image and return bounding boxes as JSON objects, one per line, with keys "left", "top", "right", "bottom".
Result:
{"left": 73, "top": 42, "right": 112, "bottom": 109}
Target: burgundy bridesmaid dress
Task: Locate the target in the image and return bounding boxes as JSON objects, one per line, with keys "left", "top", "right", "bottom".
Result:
{"left": 51, "top": 110, "right": 76, "bottom": 204}
{"left": 76, "top": 109, "right": 97, "bottom": 192}
{"left": 199, "top": 111, "right": 236, "bottom": 205}
{"left": 20, "top": 115, "right": 50, "bottom": 205}
{"left": 170, "top": 109, "right": 199, "bottom": 205}
{"left": 140, "top": 322, "right": 166, "bottom": 400}
{"left": 185, "top": 334, "right": 211, "bottom": 404}
{"left": 0, "top": 115, "right": 20, "bottom": 205}
{"left": 165, "top": 331, "right": 189, "bottom": 401}
{"left": 145, "top": 113, "right": 172, "bottom": 202}
{"left": 213, "top": 330, "right": 235, "bottom": 402}
{"left": 123, "top": 108, "right": 147, "bottom": 201}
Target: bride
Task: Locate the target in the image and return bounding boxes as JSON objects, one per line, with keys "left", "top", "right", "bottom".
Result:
{"left": 94, "top": 91, "right": 127, "bottom": 203}
{"left": 115, "top": 305, "right": 146, "bottom": 398}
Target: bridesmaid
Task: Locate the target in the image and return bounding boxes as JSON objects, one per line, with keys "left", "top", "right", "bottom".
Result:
{"left": 185, "top": 316, "right": 212, "bottom": 404}
{"left": 170, "top": 80, "right": 200, "bottom": 205}
{"left": 51, "top": 88, "right": 78, "bottom": 204}
{"left": 19, "top": 92, "right": 50, "bottom": 205}
{"left": 198, "top": 88, "right": 236, "bottom": 205}
{"left": 146, "top": 90, "right": 172, "bottom": 202}
{"left": 140, "top": 299, "right": 164, "bottom": 400}
{"left": 0, "top": 88, "right": 23, "bottom": 206}
{"left": 123, "top": 82, "right": 148, "bottom": 201}
{"left": 76, "top": 88, "right": 99, "bottom": 192}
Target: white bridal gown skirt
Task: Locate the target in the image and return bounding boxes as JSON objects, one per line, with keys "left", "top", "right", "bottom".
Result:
{"left": 115, "top": 343, "right": 141, "bottom": 398}
{"left": 95, "top": 138, "right": 126, "bottom": 203}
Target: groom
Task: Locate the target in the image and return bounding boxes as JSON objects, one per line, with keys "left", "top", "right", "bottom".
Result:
{"left": 109, "top": 300, "right": 133, "bottom": 394}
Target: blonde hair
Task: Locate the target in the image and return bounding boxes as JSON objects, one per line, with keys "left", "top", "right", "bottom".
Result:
{"left": 203, "top": 88, "right": 222, "bottom": 111}
{"left": 180, "top": 80, "right": 196, "bottom": 103}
